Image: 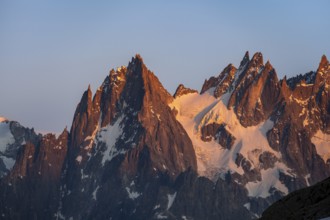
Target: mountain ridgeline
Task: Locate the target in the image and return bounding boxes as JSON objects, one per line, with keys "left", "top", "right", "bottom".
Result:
{"left": 0, "top": 52, "right": 330, "bottom": 219}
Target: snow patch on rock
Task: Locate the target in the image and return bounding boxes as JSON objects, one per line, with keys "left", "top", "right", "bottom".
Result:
{"left": 96, "top": 116, "right": 125, "bottom": 165}
{"left": 245, "top": 162, "right": 289, "bottom": 198}
{"left": 92, "top": 186, "right": 100, "bottom": 200}
{"left": 312, "top": 130, "right": 330, "bottom": 162}
{"left": 125, "top": 187, "right": 140, "bottom": 200}
{"left": 167, "top": 192, "right": 177, "bottom": 210}
{"left": 0, "top": 121, "right": 16, "bottom": 170}
{"left": 243, "top": 202, "right": 250, "bottom": 211}
{"left": 76, "top": 155, "right": 82, "bottom": 164}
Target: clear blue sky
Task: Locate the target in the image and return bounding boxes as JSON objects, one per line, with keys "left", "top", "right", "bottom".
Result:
{"left": 1, "top": 0, "right": 330, "bottom": 133}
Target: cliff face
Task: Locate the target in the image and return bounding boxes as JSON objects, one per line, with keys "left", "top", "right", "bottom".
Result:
{"left": 259, "top": 57, "right": 330, "bottom": 220}
{"left": 0, "top": 53, "right": 330, "bottom": 219}
{"left": 0, "top": 120, "right": 68, "bottom": 220}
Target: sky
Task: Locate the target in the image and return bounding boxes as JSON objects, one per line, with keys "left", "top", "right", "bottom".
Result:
{"left": 1, "top": 1, "right": 330, "bottom": 133}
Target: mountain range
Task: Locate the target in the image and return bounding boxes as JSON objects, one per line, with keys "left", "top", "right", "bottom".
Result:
{"left": 0, "top": 52, "right": 329, "bottom": 220}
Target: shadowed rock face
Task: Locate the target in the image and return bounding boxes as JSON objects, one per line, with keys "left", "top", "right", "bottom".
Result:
{"left": 170, "top": 169, "right": 252, "bottom": 220}
{"left": 0, "top": 53, "right": 330, "bottom": 220}
{"left": 0, "top": 124, "right": 68, "bottom": 220}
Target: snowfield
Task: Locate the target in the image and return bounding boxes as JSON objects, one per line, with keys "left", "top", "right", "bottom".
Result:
{"left": 170, "top": 89, "right": 292, "bottom": 198}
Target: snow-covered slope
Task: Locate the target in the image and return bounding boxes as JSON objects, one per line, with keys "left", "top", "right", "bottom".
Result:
{"left": 171, "top": 89, "right": 293, "bottom": 198}
{"left": 169, "top": 52, "right": 330, "bottom": 206}
{"left": 0, "top": 121, "right": 16, "bottom": 172}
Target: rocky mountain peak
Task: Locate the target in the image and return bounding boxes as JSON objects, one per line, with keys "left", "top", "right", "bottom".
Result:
{"left": 84, "top": 85, "right": 93, "bottom": 105}
{"left": 249, "top": 52, "right": 263, "bottom": 68}
{"left": 134, "top": 53, "right": 144, "bottom": 62}
{"left": 227, "top": 52, "right": 283, "bottom": 126}
{"left": 173, "top": 84, "right": 198, "bottom": 98}
{"left": 280, "top": 76, "right": 291, "bottom": 99}
{"left": 200, "top": 63, "right": 237, "bottom": 97}
{"left": 201, "top": 52, "right": 277, "bottom": 127}
{"left": 125, "top": 54, "right": 174, "bottom": 107}
{"left": 318, "top": 54, "right": 329, "bottom": 71}
{"left": 233, "top": 52, "right": 264, "bottom": 87}
{"left": 127, "top": 54, "right": 145, "bottom": 72}
{"left": 239, "top": 51, "right": 250, "bottom": 68}
{"left": 316, "top": 54, "right": 330, "bottom": 82}
{"left": 264, "top": 60, "right": 273, "bottom": 70}
{"left": 59, "top": 127, "right": 69, "bottom": 139}
{"left": 119, "top": 55, "right": 196, "bottom": 177}
{"left": 69, "top": 85, "right": 96, "bottom": 150}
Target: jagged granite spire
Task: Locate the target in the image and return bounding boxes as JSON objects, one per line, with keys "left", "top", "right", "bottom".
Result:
{"left": 318, "top": 54, "right": 329, "bottom": 70}
{"left": 239, "top": 51, "right": 250, "bottom": 68}
{"left": 226, "top": 52, "right": 282, "bottom": 126}
{"left": 173, "top": 84, "right": 198, "bottom": 98}
{"left": 201, "top": 63, "right": 237, "bottom": 97}
{"left": 60, "top": 54, "right": 197, "bottom": 219}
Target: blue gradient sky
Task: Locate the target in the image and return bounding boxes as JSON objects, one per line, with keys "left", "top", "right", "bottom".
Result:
{"left": 1, "top": 1, "right": 330, "bottom": 133}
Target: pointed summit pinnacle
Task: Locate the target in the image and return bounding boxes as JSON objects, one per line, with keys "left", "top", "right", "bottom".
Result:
{"left": 318, "top": 55, "right": 329, "bottom": 70}
{"left": 239, "top": 51, "right": 250, "bottom": 68}
{"left": 243, "top": 51, "right": 249, "bottom": 60}
{"left": 135, "top": 54, "right": 143, "bottom": 62}
{"left": 128, "top": 54, "right": 146, "bottom": 72}
{"left": 173, "top": 84, "right": 198, "bottom": 98}
{"left": 130, "top": 54, "right": 144, "bottom": 65}
{"left": 265, "top": 60, "right": 273, "bottom": 70}
{"left": 250, "top": 52, "right": 263, "bottom": 66}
